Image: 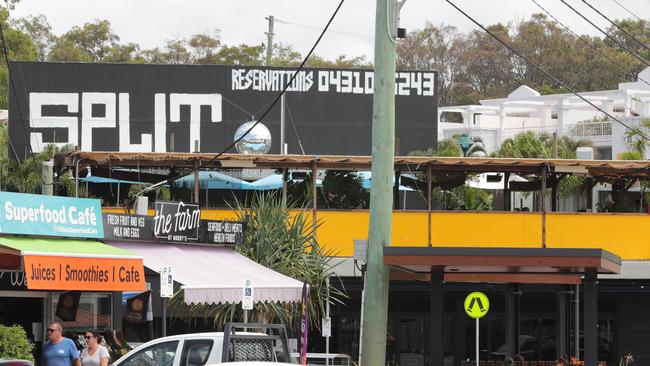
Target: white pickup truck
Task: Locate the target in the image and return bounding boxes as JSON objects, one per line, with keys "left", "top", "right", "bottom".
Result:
{"left": 112, "top": 323, "right": 295, "bottom": 366}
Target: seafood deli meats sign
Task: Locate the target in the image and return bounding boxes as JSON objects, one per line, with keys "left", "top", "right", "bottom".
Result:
{"left": 8, "top": 63, "right": 437, "bottom": 157}
{"left": 0, "top": 192, "right": 103, "bottom": 238}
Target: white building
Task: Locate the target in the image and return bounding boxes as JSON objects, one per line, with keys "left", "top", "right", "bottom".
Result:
{"left": 438, "top": 67, "right": 650, "bottom": 160}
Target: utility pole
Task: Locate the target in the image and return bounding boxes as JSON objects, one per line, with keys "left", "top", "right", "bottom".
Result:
{"left": 42, "top": 160, "right": 54, "bottom": 196}
{"left": 360, "top": 0, "right": 398, "bottom": 365}
{"left": 265, "top": 15, "right": 275, "bottom": 66}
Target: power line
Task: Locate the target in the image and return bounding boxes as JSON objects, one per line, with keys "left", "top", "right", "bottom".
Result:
{"left": 138, "top": 0, "right": 347, "bottom": 196}
{"left": 445, "top": 0, "right": 650, "bottom": 144}
{"left": 581, "top": 0, "right": 650, "bottom": 52}
{"left": 0, "top": 16, "right": 47, "bottom": 187}
{"left": 560, "top": 0, "right": 649, "bottom": 66}
{"left": 610, "top": 0, "right": 644, "bottom": 22}
{"left": 283, "top": 97, "right": 306, "bottom": 155}
{"left": 275, "top": 18, "right": 373, "bottom": 41}
{"left": 221, "top": 94, "right": 255, "bottom": 119}
{"left": 530, "top": 0, "right": 650, "bottom": 88}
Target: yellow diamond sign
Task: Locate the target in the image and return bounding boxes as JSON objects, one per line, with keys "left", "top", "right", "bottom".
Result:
{"left": 464, "top": 291, "right": 490, "bottom": 319}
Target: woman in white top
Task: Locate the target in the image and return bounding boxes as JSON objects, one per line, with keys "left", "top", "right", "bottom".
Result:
{"left": 80, "top": 331, "right": 110, "bottom": 366}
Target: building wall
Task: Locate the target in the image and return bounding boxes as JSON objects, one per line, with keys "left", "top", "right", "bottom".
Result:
{"left": 105, "top": 208, "right": 650, "bottom": 261}
{"left": 616, "top": 293, "right": 650, "bottom": 365}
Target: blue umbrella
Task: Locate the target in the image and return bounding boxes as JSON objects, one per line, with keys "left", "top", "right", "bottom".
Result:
{"left": 80, "top": 176, "right": 142, "bottom": 184}
{"left": 175, "top": 171, "right": 252, "bottom": 190}
{"left": 248, "top": 174, "right": 323, "bottom": 191}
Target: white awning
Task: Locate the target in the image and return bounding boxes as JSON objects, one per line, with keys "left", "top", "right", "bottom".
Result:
{"left": 108, "top": 241, "right": 304, "bottom": 305}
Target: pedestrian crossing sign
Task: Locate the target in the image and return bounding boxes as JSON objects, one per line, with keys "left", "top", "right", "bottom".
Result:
{"left": 464, "top": 291, "right": 490, "bottom": 319}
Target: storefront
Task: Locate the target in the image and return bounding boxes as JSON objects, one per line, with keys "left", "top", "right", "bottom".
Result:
{"left": 101, "top": 199, "right": 304, "bottom": 342}
{"left": 0, "top": 192, "right": 145, "bottom": 362}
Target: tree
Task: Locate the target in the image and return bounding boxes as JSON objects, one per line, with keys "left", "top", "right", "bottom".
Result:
{"left": 445, "top": 185, "right": 493, "bottom": 211}
{"left": 409, "top": 138, "right": 462, "bottom": 157}
{"left": 0, "top": 124, "right": 76, "bottom": 195}
{"left": 170, "top": 192, "right": 345, "bottom": 331}
{"left": 0, "top": 9, "right": 38, "bottom": 108}
{"left": 605, "top": 18, "right": 650, "bottom": 69}
{"left": 624, "top": 119, "right": 650, "bottom": 158}
{"left": 187, "top": 31, "right": 221, "bottom": 63}
{"left": 306, "top": 54, "right": 371, "bottom": 68}
{"left": 48, "top": 19, "right": 121, "bottom": 62}
{"left": 397, "top": 23, "right": 466, "bottom": 105}
{"left": 321, "top": 170, "right": 369, "bottom": 209}
{"left": 10, "top": 14, "right": 55, "bottom": 61}
{"left": 497, "top": 131, "right": 593, "bottom": 199}
{"left": 496, "top": 131, "right": 551, "bottom": 158}
{"left": 214, "top": 43, "right": 265, "bottom": 66}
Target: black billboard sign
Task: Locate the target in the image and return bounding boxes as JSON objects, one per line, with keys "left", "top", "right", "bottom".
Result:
{"left": 8, "top": 62, "right": 437, "bottom": 158}
{"left": 103, "top": 213, "right": 153, "bottom": 241}
{"left": 103, "top": 209, "right": 245, "bottom": 246}
{"left": 200, "top": 220, "right": 245, "bottom": 245}
{"left": 153, "top": 201, "right": 201, "bottom": 242}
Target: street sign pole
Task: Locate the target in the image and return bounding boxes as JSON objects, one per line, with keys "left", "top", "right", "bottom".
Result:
{"left": 476, "top": 317, "right": 479, "bottom": 366}
{"left": 160, "top": 266, "right": 174, "bottom": 337}
{"left": 161, "top": 297, "right": 167, "bottom": 337}
{"left": 465, "top": 291, "right": 490, "bottom": 366}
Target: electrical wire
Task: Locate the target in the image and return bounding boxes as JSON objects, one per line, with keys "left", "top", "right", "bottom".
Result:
{"left": 283, "top": 97, "right": 306, "bottom": 155}
{"left": 137, "top": 0, "right": 346, "bottom": 196}
{"left": 445, "top": 0, "right": 650, "bottom": 143}
{"left": 581, "top": 0, "right": 650, "bottom": 52}
{"left": 610, "top": 0, "right": 644, "bottom": 22}
{"left": 560, "top": 0, "right": 649, "bottom": 66}
{"left": 221, "top": 94, "right": 255, "bottom": 119}
{"left": 530, "top": 0, "right": 650, "bottom": 88}
{"left": 275, "top": 18, "right": 373, "bottom": 41}
{"left": 0, "top": 15, "right": 47, "bottom": 186}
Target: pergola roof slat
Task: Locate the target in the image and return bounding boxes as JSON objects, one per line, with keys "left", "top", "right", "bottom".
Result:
{"left": 66, "top": 151, "right": 650, "bottom": 179}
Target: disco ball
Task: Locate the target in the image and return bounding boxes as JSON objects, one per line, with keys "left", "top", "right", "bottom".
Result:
{"left": 234, "top": 121, "right": 272, "bottom": 154}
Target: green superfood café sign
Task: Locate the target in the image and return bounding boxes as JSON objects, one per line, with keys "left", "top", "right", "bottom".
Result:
{"left": 0, "top": 192, "right": 104, "bottom": 239}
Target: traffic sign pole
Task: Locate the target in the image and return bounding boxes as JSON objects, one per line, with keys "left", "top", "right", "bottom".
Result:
{"left": 476, "top": 317, "right": 479, "bottom": 366}
{"left": 464, "top": 291, "right": 489, "bottom": 366}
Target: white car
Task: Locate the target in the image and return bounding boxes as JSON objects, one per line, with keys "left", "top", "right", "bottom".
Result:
{"left": 112, "top": 331, "right": 294, "bottom": 366}
{"left": 209, "top": 363, "right": 294, "bottom": 366}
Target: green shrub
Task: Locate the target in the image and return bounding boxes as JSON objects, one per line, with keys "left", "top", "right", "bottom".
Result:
{"left": 0, "top": 324, "right": 34, "bottom": 361}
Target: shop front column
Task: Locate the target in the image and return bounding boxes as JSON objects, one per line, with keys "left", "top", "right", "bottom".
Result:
{"left": 429, "top": 267, "right": 444, "bottom": 366}
{"left": 453, "top": 296, "right": 467, "bottom": 366}
{"left": 112, "top": 292, "right": 124, "bottom": 331}
{"left": 504, "top": 284, "right": 520, "bottom": 359}
{"left": 584, "top": 269, "right": 598, "bottom": 366}
{"left": 556, "top": 287, "right": 569, "bottom": 359}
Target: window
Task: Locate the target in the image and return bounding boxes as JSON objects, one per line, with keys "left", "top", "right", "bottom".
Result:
{"left": 121, "top": 341, "right": 179, "bottom": 366}
{"left": 181, "top": 340, "right": 214, "bottom": 366}
{"left": 52, "top": 293, "right": 112, "bottom": 332}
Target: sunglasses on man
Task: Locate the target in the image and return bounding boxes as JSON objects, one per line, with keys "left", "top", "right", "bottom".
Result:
{"left": 46, "top": 328, "right": 58, "bottom": 333}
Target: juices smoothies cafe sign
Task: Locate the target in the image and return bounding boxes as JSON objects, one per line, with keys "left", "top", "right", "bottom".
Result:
{"left": 0, "top": 191, "right": 104, "bottom": 238}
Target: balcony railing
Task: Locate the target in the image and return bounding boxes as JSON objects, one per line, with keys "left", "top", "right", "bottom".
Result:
{"left": 567, "top": 121, "right": 612, "bottom": 143}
